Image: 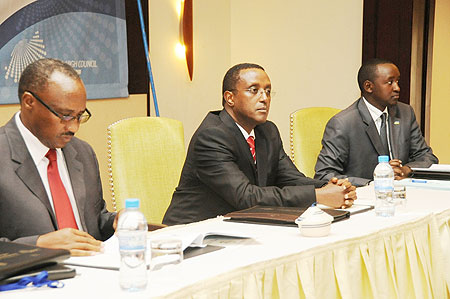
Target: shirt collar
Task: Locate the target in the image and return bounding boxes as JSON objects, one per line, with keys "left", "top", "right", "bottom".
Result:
{"left": 362, "top": 97, "right": 388, "bottom": 122}
{"left": 15, "top": 112, "right": 62, "bottom": 165}
{"left": 235, "top": 122, "right": 255, "bottom": 141}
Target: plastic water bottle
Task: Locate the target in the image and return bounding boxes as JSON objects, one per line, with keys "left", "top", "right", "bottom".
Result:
{"left": 117, "top": 198, "right": 148, "bottom": 291}
{"left": 373, "top": 155, "right": 395, "bottom": 217}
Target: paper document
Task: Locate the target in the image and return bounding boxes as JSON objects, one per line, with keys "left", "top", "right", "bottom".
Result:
{"left": 64, "top": 229, "right": 251, "bottom": 270}
{"left": 412, "top": 164, "right": 450, "bottom": 172}
{"left": 64, "top": 235, "right": 126, "bottom": 270}
{"left": 170, "top": 230, "right": 251, "bottom": 251}
{"left": 396, "top": 178, "right": 450, "bottom": 190}
{"left": 317, "top": 203, "right": 374, "bottom": 215}
{"left": 335, "top": 204, "right": 374, "bottom": 215}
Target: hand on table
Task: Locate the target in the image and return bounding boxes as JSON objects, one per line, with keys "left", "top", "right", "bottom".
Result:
{"left": 36, "top": 228, "right": 103, "bottom": 256}
{"left": 389, "top": 159, "right": 411, "bottom": 180}
{"left": 315, "top": 178, "right": 357, "bottom": 209}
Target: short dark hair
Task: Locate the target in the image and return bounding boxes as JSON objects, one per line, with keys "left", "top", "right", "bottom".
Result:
{"left": 357, "top": 58, "right": 395, "bottom": 92}
{"left": 222, "top": 63, "right": 265, "bottom": 105}
{"left": 18, "top": 58, "right": 81, "bottom": 102}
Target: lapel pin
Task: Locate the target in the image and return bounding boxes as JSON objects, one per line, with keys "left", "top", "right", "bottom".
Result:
{"left": 394, "top": 121, "right": 400, "bottom": 125}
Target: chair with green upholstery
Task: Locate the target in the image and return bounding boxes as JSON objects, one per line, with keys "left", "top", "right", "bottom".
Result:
{"left": 289, "top": 107, "right": 340, "bottom": 178}
{"left": 107, "top": 117, "right": 185, "bottom": 224}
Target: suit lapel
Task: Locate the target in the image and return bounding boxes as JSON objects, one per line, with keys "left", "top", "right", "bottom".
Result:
{"left": 255, "top": 128, "right": 268, "bottom": 187}
{"left": 219, "top": 110, "right": 258, "bottom": 183}
{"left": 5, "top": 118, "right": 58, "bottom": 229}
{"left": 388, "top": 105, "right": 400, "bottom": 159}
{"left": 357, "top": 99, "right": 387, "bottom": 156}
{"left": 63, "top": 143, "right": 87, "bottom": 231}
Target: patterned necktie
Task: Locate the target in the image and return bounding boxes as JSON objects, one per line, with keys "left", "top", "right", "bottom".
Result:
{"left": 246, "top": 136, "right": 256, "bottom": 162}
{"left": 379, "top": 113, "right": 389, "bottom": 156}
{"left": 46, "top": 149, "right": 78, "bottom": 229}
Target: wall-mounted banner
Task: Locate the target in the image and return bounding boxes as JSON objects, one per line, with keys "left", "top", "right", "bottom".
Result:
{"left": 0, "top": 0, "right": 128, "bottom": 104}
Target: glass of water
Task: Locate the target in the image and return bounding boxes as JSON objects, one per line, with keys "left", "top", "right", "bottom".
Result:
{"left": 150, "top": 239, "right": 183, "bottom": 271}
{"left": 393, "top": 185, "right": 407, "bottom": 211}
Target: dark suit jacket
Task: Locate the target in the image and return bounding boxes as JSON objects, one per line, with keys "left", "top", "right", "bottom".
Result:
{"left": 163, "top": 109, "right": 326, "bottom": 225}
{"left": 314, "top": 98, "right": 438, "bottom": 186}
{"left": 0, "top": 117, "right": 115, "bottom": 244}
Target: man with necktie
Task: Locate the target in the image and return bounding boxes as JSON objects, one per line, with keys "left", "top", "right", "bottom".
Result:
{"left": 314, "top": 58, "right": 438, "bottom": 187}
{"left": 163, "top": 63, "right": 357, "bottom": 225}
{"left": 0, "top": 58, "right": 117, "bottom": 256}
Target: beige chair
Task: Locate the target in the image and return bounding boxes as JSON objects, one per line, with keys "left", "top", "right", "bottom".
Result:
{"left": 107, "top": 117, "right": 185, "bottom": 225}
{"left": 289, "top": 107, "right": 340, "bottom": 178}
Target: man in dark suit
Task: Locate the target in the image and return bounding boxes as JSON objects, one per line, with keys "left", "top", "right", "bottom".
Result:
{"left": 0, "top": 58, "right": 117, "bottom": 256}
{"left": 163, "top": 63, "right": 356, "bottom": 225}
{"left": 314, "top": 58, "right": 438, "bottom": 187}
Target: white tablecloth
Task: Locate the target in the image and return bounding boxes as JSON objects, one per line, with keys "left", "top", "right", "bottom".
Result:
{"left": 2, "top": 185, "right": 450, "bottom": 298}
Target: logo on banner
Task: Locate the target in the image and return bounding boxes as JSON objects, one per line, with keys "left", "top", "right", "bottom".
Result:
{"left": 4, "top": 31, "right": 46, "bottom": 83}
{"left": 0, "top": 0, "right": 128, "bottom": 104}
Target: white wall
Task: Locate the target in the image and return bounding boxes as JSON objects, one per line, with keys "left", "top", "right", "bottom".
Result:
{"left": 148, "top": 0, "right": 231, "bottom": 143}
{"left": 229, "top": 0, "right": 363, "bottom": 153}
{"left": 147, "top": 0, "right": 363, "bottom": 155}
{"left": 429, "top": 0, "right": 450, "bottom": 163}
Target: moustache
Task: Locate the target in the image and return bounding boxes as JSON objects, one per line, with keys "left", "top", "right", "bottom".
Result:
{"left": 62, "top": 132, "right": 75, "bottom": 136}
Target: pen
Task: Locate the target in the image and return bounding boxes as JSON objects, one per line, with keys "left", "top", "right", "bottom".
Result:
{"left": 411, "top": 179, "right": 427, "bottom": 183}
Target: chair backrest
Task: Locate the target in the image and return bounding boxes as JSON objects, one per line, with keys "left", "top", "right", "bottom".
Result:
{"left": 289, "top": 107, "right": 340, "bottom": 178}
{"left": 107, "top": 117, "right": 185, "bottom": 224}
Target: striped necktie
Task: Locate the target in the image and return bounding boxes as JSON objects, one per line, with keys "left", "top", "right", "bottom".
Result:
{"left": 246, "top": 136, "right": 256, "bottom": 163}
{"left": 379, "top": 113, "right": 389, "bottom": 156}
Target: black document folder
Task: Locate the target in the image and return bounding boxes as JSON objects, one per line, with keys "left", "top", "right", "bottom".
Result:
{"left": 0, "top": 241, "right": 70, "bottom": 282}
{"left": 0, "top": 264, "right": 76, "bottom": 285}
{"left": 224, "top": 205, "right": 350, "bottom": 227}
{"left": 410, "top": 168, "right": 450, "bottom": 180}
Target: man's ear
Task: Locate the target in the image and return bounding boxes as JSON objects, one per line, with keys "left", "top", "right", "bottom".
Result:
{"left": 21, "top": 92, "right": 35, "bottom": 111}
{"left": 223, "top": 90, "right": 235, "bottom": 107}
{"left": 363, "top": 80, "right": 373, "bottom": 93}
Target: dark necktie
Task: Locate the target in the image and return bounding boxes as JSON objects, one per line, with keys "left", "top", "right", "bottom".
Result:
{"left": 46, "top": 149, "right": 78, "bottom": 229}
{"left": 246, "top": 136, "right": 256, "bottom": 163}
{"left": 379, "top": 113, "right": 389, "bottom": 156}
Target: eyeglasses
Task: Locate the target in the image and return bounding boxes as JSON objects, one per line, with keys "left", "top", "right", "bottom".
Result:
{"left": 231, "top": 87, "right": 275, "bottom": 98}
{"left": 26, "top": 90, "right": 91, "bottom": 124}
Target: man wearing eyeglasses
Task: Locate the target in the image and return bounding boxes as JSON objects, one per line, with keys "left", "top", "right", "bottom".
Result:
{"left": 163, "top": 63, "right": 357, "bottom": 225}
{"left": 0, "top": 58, "right": 117, "bottom": 256}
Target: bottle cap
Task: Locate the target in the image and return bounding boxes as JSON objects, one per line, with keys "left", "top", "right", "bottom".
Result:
{"left": 125, "top": 198, "right": 140, "bottom": 209}
{"left": 378, "top": 155, "right": 389, "bottom": 163}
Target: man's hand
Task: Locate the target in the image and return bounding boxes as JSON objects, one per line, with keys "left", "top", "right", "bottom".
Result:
{"left": 316, "top": 178, "right": 357, "bottom": 208}
{"left": 36, "top": 228, "right": 103, "bottom": 256}
{"left": 389, "top": 159, "right": 411, "bottom": 180}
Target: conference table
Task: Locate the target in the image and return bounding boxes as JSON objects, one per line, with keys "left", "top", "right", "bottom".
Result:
{"left": 3, "top": 183, "right": 450, "bottom": 298}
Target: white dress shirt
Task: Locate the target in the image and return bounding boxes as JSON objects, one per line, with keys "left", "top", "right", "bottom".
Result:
{"left": 15, "top": 112, "right": 83, "bottom": 230}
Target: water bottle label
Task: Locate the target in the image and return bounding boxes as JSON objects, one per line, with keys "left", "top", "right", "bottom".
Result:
{"left": 375, "top": 186, "right": 394, "bottom": 191}
{"left": 374, "top": 178, "right": 394, "bottom": 191}
{"left": 118, "top": 232, "right": 147, "bottom": 251}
